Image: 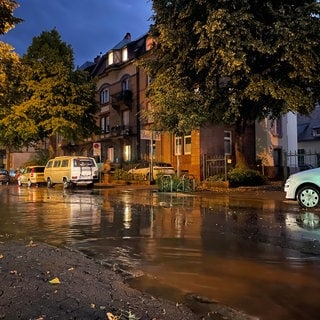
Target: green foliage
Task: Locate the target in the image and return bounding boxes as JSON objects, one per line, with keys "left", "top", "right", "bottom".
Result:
{"left": 227, "top": 168, "right": 266, "bottom": 187}
{"left": 0, "top": 29, "right": 99, "bottom": 151}
{"left": 23, "top": 149, "right": 50, "bottom": 166}
{"left": 205, "top": 174, "right": 225, "bottom": 182}
{"left": 143, "top": 0, "right": 320, "bottom": 164}
{"left": 156, "top": 174, "right": 195, "bottom": 192}
{"left": 113, "top": 168, "right": 132, "bottom": 181}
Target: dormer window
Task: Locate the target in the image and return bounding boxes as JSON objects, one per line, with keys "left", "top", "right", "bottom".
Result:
{"left": 108, "top": 51, "right": 113, "bottom": 65}
{"left": 122, "top": 47, "right": 128, "bottom": 62}
{"left": 312, "top": 128, "right": 320, "bottom": 137}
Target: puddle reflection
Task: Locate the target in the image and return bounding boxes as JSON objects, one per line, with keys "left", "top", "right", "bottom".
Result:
{"left": 0, "top": 186, "right": 320, "bottom": 319}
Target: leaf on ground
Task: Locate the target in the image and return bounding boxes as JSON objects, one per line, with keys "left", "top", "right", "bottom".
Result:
{"left": 107, "top": 312, "right": 119, "bottom": 320}
{"left": 49, "top": 277, "right": 61, "bottom": 284}
{"left": 0, "top": 254, "right": 3, "bottom": 259}
{"left": 28, "top": 240, "right": 37, "bottom": 247}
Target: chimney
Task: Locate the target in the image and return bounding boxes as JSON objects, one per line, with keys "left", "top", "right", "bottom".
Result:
{"left": 124, "top": 32, "right": 131, "bottom": 41}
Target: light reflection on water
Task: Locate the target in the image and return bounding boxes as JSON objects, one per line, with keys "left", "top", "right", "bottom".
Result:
{"left": 0, "top": 186, "right": 320, "bottom": 319}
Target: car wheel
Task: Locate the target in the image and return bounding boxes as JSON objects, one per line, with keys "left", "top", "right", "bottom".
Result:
{"left": 297, "top": 186, "right": 320, "bottom": 208}
{"left": 47, "top": 178, "right": 53, "bottom": 188}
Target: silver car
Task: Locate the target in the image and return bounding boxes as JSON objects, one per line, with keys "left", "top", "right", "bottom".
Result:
{"left": 128, "top": 162, "right": 175, "bottom": 180}
{"left": 284, "top": 167, "right": 320, "bottom": 208}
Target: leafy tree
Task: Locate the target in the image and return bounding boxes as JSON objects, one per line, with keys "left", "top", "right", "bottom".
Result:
{"left": 0, "top": 0, "right": 22, "bottom": 35}
{"left": 143, "top": 0, "right": 320, "bottom": 167}
{"left": 0, "top": 1, "right": 24, "bottom": 169}
{"left": 1, "top": 29, "right": 99, "bottom": 156}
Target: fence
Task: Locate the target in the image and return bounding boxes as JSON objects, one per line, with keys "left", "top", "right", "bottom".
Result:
{"left": 202, "top": 154, "right": 229, "bottom": 180}
{"left": 285, "top": 150, "right": 320, "bottom": 169}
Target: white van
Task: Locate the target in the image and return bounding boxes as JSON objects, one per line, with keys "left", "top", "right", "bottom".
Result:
{"left": 44, "top": 156, "right": 99, "bottom": 188}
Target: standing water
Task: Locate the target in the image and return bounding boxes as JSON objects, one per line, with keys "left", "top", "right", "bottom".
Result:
{"left": 0, "top": 185, "right": 320, "bottom": 319}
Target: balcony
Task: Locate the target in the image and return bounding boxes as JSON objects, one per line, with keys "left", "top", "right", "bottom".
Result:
{"left": 111, "top": 90, "right": 132, "bottom": 110}
{"left": 110, "top": 125, "right": 131, "bottom": 137}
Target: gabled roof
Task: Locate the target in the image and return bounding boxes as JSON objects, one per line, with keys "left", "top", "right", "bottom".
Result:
{"left": 111, "top": 32, "right": 132, "bottom": 50}
{"left": 297, "top": 106, "right": 320, "bottom": 141}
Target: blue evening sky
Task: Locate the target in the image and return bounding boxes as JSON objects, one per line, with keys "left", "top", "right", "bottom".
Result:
{"left": 1, "top": 0, "right": 153, "bottom": 67}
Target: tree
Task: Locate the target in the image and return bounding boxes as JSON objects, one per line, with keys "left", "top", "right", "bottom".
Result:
{"left": 0, "top": 0, "right": 22, "bottom": 35}
{"left": 1, "top": 29, "right": 99, "bottom": 156}
{"left": 143, "top": 0, "right": 320, "bottom": 167}
{"left": 0, "top": 0, "right": 24, "bottom": 169}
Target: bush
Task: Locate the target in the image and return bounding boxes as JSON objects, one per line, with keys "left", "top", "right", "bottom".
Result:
{"left": 227, "top": 167, "right": 266, "bottom": 187}
{"left": 156, "top": 174, "right": 195, "bottom": 192}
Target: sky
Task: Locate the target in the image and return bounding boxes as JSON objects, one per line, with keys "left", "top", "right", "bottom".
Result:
{"left": 1, "top": 0, "right": 153, "bottom": 67}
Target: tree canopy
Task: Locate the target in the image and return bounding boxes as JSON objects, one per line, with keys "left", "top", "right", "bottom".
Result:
{"left": 0, "top": 29, "right": 99, "bottom": 153}
{"left": 0, "top": 0, "right": 22, "bottom": 35}
{"left": 143, "top": 0, "right": 320, "bottom": 166}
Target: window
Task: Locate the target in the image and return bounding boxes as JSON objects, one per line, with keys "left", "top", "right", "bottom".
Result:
{"left": 100, "top": 88, "right": 109, "bottom": 104}
{"left": 122, "top": 110, "right": 129, "bottom": 127}
{"left": 175, "top": 135, "right": 191, "bottom": 155}
{"left": 122, "top": 47, "right": 128, "bottom": 61}
{"left": 100, "top": 116, "right": 110, "bottom": 133}
{"left": 61, "top": 160, "right": 69, "bottom": 167}
{"left": 108, "top": 51, "right": 113, "bottom": 65}
{"left": 53, "top": 160, "right": 61, "bottom": 168}
{"left": 312, "top": 128, "right": 320, "bottom": 137}
{"left": 224, "top": 131, "right": 232, "bottom": 155}
{"left": 271, "top": 117, "right": 282, "bottom": 136}
{"left": 123, "top": 145, "right": 131, "bottom": 161}
{"left": 122, "top": 78, "right": 129, "bottom": 92}
{"left": 175, "top": 136, "right": 182, "bottom": 155}
{"left": 184, "top": 135, "right": 191, "bottom": 154}
{"left": 108, "top": 147, "right": 114, "bottom": 162}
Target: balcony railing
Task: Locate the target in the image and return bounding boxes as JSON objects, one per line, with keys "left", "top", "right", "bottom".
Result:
{"left": 110, "top": 125, "right": 131, "bottom": 137}
{"left": 111, "top": 90, "right": 132, "bottom": 109}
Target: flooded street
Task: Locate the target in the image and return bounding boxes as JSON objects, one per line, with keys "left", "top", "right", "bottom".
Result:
{"left": 1, "top": 185, "right": 320, "bottom": 319}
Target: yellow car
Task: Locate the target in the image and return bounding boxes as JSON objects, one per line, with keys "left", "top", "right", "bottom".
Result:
{"left": 18, "top": 166, "right": 46, "bottom": 187}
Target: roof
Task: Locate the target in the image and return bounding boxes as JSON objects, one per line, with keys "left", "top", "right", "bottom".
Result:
{"left": 111, "top": 32, "right": 132, "bottom": 50}
{"left": 297, "top": 106, "right": 320, "bottom": 141}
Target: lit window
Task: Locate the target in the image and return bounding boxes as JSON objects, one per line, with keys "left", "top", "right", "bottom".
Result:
{"left": 123, "top": 145, "right": 131, "bottom": 161}
{"left": 224, "top": 131, "right": 232, "bottom": 155}
{"left": 108, "top": 51, "right": 113, "bottom": 65}
{"left": 184, "top": 135, "right": 191, "bottom": 154}
{"left": 108, "top": 147, "right": 114, "bottom": 162}
{"left": 122, "top": 47, "right": 128, "bottom": 61}
{"left": 100, "top": 88, "right": 109, "bottom": 104}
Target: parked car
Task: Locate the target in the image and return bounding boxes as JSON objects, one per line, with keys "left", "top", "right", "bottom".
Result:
{"left": 44, "top": 156, "right": 99, "bottom": 188}
{"left": 18, "top": 166, "right": 46, "bottom": 187}
{"left": 299, "top": 164, "right": 314, "bottom": 172}
{"left": 0, "top": 169, "right": 10, "bottom": 185}
{"left": 284, "top": 167, "right": 320, "bottom": 208}
{"left": 128, "top": 162, "right": 175, "bottom": 180}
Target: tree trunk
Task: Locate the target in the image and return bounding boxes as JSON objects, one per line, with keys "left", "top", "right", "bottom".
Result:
{"left": 234, "top": 122, "right": 256, "bottom": 169}
{"left": 6, "top": 147, "right": 11, "bottom": 171}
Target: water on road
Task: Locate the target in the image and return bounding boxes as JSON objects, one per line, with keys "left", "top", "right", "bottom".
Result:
{"left": 0, "top": 185, "right": 320, "bottom": 320}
